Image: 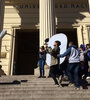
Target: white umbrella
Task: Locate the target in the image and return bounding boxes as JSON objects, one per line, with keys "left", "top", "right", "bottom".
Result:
{"left": 46, "top": 33, "right": 67, "bottom": 66}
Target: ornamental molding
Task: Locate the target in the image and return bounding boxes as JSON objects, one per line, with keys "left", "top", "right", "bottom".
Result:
{"left": 5, "top": 0, "right": 88, "bottom": 5}
{"left": 5, "top": 0, "right": 39, "bottom": 5}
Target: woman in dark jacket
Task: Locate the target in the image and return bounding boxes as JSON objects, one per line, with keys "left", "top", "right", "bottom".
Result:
{"left": 38, "top": 46, "right": 46, "bottom": 78}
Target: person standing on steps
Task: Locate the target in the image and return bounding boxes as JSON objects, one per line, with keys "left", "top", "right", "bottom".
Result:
{"left": 38, "top": 46, "right": 46, "bottom": 78}
{"left": 44, "top": 43, "right": 51, "bottom": 78}
{"left": 58, "top": 42, "right": 80, "bottom": 90}
{"left": 79, "top": 44, "right": 86, "bottom": 79}
{"left": 47, "top": 41, "right": 63, "bottom": 86}
{"left": 86, "top": 44, "right": 90, "bottom": 79}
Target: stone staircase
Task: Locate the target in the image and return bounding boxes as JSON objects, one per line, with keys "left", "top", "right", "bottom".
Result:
{"left": 0, "top": 75, "right": 90, "bottom": 100}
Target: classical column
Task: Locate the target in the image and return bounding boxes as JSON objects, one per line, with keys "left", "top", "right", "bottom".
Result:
{"left": 87, "top": 27, "right": 90, "bottom": 43}
{"left": 0, "top": 0, "right": 5, "bottom": 32}
{"left": 88, "top": 0, "right": 90, "bottom": 12}
{"left": 83, "top": 25, "right": 89, "bottom": 45}
{"left": 77, "top": 26, "right": 83, "bottom": 47}
{"left": 0, "top": 0, "right": 5, "bottom": 62}
{"left": 39, "top": 0, "right": 56, "bottom": 46}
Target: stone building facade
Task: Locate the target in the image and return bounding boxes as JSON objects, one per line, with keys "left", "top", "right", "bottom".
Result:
{"left": 0, "top": 0, "right": 90, "bottom": 75}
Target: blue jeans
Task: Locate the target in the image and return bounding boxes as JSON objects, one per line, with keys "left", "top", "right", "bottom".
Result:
{"left": 67, "top": 63, "right": 80, "bottom": 88}
{"left": 38, "top": 59, "right": 45, "bottom": 77}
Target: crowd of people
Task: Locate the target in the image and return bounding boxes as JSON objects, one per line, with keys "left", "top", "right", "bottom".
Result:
{"left": 38, "top": 41, "right": 90, "bottom": 90}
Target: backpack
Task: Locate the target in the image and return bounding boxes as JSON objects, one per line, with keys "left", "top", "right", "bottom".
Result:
{"left": 87, "top": 49, "right": 90, "bottom": 61}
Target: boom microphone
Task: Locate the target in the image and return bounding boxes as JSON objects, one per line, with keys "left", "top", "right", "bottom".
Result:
{"left": 0, "top": 30, "right": 7, "bottom": 39}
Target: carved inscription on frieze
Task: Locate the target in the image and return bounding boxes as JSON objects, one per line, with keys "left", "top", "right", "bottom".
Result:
{"left": 15, "top": 4, "right": 88, "bottom": 9}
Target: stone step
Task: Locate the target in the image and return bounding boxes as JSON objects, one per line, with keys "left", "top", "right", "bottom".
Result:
{"left": 0, "top": 88, "right": 88, "bottom": 91}
{"left": 0, "top": 90, "right": 90, "bottom": 95}
{"left": 0, "top": 79, "right": 89, "bottom": 83}
{"left": 0, "top": 75, "right": 90, "bottom": 80}
{"left": 0, "top": 94, "right": 90, "bottom": 99}
{"left": 0, "top": 98, "right": 90, "bottom": 100}
{"left": 0, "top": 75, "right": 90, "bottom": 100}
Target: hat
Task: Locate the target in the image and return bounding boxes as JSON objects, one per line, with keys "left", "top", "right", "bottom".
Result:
{"left": 80, "top": 44, "right": 85, "bottom": 51}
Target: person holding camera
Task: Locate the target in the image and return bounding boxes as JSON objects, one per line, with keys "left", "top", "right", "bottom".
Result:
{"left": 47, "top": 41, "right": 63, "bottom": 86}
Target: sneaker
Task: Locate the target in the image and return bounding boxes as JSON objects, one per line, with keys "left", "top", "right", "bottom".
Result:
{"left": 54, "top": 84, "right": 59, "bottom": 87}
{"left": 42, "top": 76, "right": 46, "bottom": 78}
{"left": 82, "top": 74, "right": 86, "bottom": 79}
{"left": 38, "top": 76, "right": 42, "bottom": 78}
{"left": 47, "top": 76, "right": 51, "bottom": 78}
{"left": 86, "top": 76, "right": 90, "bottom": 80}
{"left": 58, "top": 84, "right": 63, "bottom": 87}
{"left": 74, "top": 87, "right": 80, "bottom": 90}
{"left": 68, "top": 83, "right": 74, "bottom": 87}
{"left": 62, "top": 75, "right": 69, "bottom": 81}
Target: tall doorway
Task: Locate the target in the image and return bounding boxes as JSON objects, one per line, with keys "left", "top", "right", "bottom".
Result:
{"left": 57, "top": 29, "right": 78, "bottom": 46}
{"left": 13, "top": 29, "right": 39, "bottom": 75}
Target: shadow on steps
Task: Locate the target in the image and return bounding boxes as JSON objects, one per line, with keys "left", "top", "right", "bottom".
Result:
{"left": 0, "top": 80, "right": 21, "bottom": 85}
{"left": 0, "top": 79, "right": 28, "bottom": 85}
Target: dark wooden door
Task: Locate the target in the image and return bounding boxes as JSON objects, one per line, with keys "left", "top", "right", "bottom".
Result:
{"left": 14, "top": 30, "right": 39, "bottom": 75}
